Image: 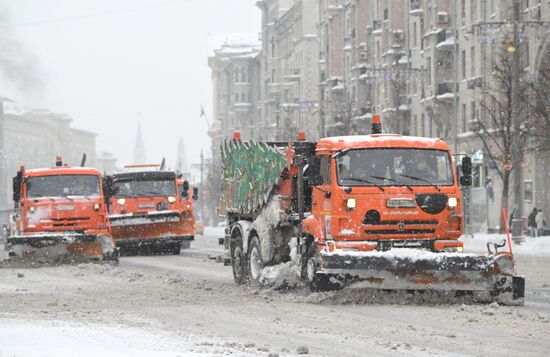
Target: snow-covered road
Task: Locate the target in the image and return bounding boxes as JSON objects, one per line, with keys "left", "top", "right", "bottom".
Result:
{"left": 0, "top": 229, "right": 549, "bottom": 356}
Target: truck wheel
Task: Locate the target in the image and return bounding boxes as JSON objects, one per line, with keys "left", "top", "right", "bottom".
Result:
{"left": 170, "top": 242, "right": 182, "bottom": 255}
{"left": 301, "top": 239, "right": 319, "bottom": 281}
{"left": 247, "top": 236, "right": 264, "bottom": 284}
{"left": 231, "top": 231, "right": 247, "bottom": 285}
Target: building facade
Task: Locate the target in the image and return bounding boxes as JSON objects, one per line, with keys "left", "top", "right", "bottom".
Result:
{"left": 0, "top": 106, "right": 98, "bottom": 211}
{"left": 207, "top": 0, "right": 550, "bottom": 232}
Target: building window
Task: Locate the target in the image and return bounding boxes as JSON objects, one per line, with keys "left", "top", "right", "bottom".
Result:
{"left": 383, "top": 8, "right": 388, "bottom": 20}
{"left": 470, "top": 0, "right": 477, "bottom": 23}
{"left": 235, "top": 93, "right": 239, "bottom": 103}
{"left": 470, "top": 46, "right": 476, "bottom": 77}
{"left": 462, "top": 103, "right": 467, "bottom": 132}
{"left": 461, "top": 50, "right": 466, "bottom": 79}
{"left": 421, "top": 113, "right": 425, "bottom": 136}
{"left": 471, "top": 101, "right": 477, "bottom": 120}
{"left": 525, "top": 181, "right": 533, "bottom": 203}
{"left": 461, "top": 0, "right": 466, "bottom": 25}
{"left": 413, "top": 22, "right": 417, "bottom": 47}
{"left": 271, "top": 37, "right": 276, "bottom": 58}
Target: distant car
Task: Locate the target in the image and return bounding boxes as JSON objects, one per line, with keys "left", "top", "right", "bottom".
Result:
{"left": 195, "top": 222, "right": 205, "bottom": 235}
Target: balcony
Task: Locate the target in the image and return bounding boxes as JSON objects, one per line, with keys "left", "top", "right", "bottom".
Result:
{"left": 436, "top": 82, "right": 455, "bottom": 101}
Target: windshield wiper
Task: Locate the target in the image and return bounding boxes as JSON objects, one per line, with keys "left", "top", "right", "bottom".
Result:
{"left": 339, "top": 177, "right": 385, "bottom": 191}
{"left": 370, "top": 176, "right": 413, "bottom": 192}
{"left": 31, "top": 194, "right": 56, "bottom": 202}
{"left": 398, "top": 174, "right": 441, "bottom": 191}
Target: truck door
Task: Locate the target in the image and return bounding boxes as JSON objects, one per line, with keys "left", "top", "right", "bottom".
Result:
{"left": 312, "top": 155, "right": 333, "bottom": 223}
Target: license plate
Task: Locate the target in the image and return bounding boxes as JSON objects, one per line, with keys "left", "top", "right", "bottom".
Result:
{"left": 139, "top": 204, "right": 155, "bottom": 209}
{"left": 386, "top": 199, "right": 417, "bottom": 208}
{"left": 56, "top": 205, "right": 75, "bottom": 211}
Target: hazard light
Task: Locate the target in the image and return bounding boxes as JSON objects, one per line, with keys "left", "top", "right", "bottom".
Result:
{"left": 372, "top": 114, "right": 382, "bottom": 134}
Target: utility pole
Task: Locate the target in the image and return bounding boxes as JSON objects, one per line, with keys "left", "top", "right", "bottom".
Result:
{"left": 452, "top": 0, "right": 459, "bottom": 154}
{"left": 510, "top": 0, "right": 525, "bottom": 244}
{"left": 199, "top": 149, "right": 204, "bottom": 223}
{"left": 0, "top": 100, "right": 6, "bottom": 211}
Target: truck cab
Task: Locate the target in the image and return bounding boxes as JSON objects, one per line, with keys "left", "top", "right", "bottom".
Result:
{"left": 7, "top": 158, "right": 117, "bottom": 262}
{"left": 305, "top": 134, "right": 466, "bottom": 253}
{"left": 107, "top": 166, "right": 197, "bottom": 254}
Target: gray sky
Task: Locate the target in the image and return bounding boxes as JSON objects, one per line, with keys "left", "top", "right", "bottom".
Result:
{"left": 2, "top": 0, "right": 260, "bottom": 167}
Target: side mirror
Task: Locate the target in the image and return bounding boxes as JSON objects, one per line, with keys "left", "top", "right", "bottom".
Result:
{"left": 103, "top": 176, "right": 116, "bottom": 201}
{"left": 183, "top": 180, "right": 190, "bottom": 192}
{"left": 460, "top": 156, "right": 473, "bottom": 187}
{"left": 308, "top": 156, "right": 323, "bottom": 186}
{"left": 192, "top": 187, "right": 199, "bottom": 200}
{"left": 12, "top": 173, "right": 22, "bottom": 202}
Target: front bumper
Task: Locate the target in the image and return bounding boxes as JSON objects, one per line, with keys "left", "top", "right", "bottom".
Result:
{"left": 7, "top": 233, "right": 99, "bottom": 246}
{"left": 109, "top": 211, "right": 181, "bottom": 227}
{"left": 116, "top": 235, "right": 194, "bottom": 248}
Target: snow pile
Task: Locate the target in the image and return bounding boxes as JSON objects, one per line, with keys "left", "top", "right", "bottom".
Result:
{"left": 461, "top": 234, "right": 550, "bottom": 256}
{"left": 260, "top": 237, "right": 302, "bottom": 290}
{"left": 0, "top": 318, "right": 200, "bottom": 357}
{"left": 252, "top": 196, "right": 283, "bottom": 262}
{"left": 204, "top": 225, "right": 226, "bottom": 238}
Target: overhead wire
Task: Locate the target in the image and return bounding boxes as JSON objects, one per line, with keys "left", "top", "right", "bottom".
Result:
{"left": 0, "top": 0, "right": 185, "bottom": 28}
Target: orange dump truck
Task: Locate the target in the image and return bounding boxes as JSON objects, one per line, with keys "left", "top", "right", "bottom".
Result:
{"left": 220, "top": 117, "right": 525, "bottom": 305}
{"left": 7, "top": 156, "right": 118, "bottom": 262}
{"left": 107, "top": 166, "right": 197, "bottom": 255}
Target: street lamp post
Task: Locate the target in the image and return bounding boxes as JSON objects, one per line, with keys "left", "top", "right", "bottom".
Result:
{"left": 510, "top": 0, "right": 525, "bottom": 244}
{"left": 0, "top": 100, "right": 6, "bottom": 211}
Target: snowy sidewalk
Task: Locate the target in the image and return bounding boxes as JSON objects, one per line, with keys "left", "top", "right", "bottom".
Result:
{"left": 461, "top": 234, "right": 550, "bottom": 256}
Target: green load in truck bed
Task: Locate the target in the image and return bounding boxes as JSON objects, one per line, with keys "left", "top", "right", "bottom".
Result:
{"left": 219, "top": 140, "right": 288, "bottom": 216}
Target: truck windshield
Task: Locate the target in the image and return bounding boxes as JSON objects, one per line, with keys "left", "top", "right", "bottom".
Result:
{"left": 336, "top": 149, "right": 454, "bottom": 187}
{"left": 115, "top": 180, "right": 176, "bottom": 198}
{"left": 26, "top": 175, "right": 100, "bottom": 198}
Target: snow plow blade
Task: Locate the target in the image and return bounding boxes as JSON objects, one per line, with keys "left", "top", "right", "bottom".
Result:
{"left": 6, "top": 233, "right": 118, "bottom": 263}
{"left": 109, "top": 211, "right": 181, "bottom": 227}
{"left": 8, "top": 233, "right": 99, "bottom": 246}
{"left": 318, "top": 250, "right": 525, "bottom": 306}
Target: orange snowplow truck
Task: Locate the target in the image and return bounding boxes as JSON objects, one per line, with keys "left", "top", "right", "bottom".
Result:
{"left": 220, "top": 116, "right": 525, "bottom": 305}
{"left": 7, "top": 155, "right": 118, "bottom": 262}
{"left": 106, "top": 165, "right": 198, "bottom": 255}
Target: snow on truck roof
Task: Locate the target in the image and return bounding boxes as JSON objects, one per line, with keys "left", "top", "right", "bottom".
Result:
{"left": 24, "top": 166, "right": 101, "bottom": 177}
{"left": 316, "top": 134, "right": 450, "bottom": 152}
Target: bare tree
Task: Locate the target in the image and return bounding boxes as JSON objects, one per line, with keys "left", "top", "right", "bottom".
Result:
{"left": 476, "top": 49, "right": 533, "bottom": 233}
{"left": 524, "top": 60, "right": 550, "bottom": 155}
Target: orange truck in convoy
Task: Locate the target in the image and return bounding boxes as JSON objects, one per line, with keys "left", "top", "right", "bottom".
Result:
{"left": 220, "top": 116, "right": 525, "bottom": 305}
{"left": 107, "top": 165, "right": 198, "bottom": 255}
{"left": 6, "top": 156, "right": 118, "bottom": 262}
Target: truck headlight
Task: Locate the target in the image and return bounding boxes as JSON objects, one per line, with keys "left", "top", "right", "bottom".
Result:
{"left": 168, "top": 196, "right": 176, "bottom": 203}
{"left": 29, "top": 206, "right": 36, "bottom": 213}
{"left": 117, "top": 199, "right": 126, "bottom": 206}
{"left": 93, "top": 203, "right": 101, "bottom": 211}
{"left": 448, "top": 197, "right": 458, "bottom": 208}
{"left": 346, "top": 198, "right": 356, "bottom": 210}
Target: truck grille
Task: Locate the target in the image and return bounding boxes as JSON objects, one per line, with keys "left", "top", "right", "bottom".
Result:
{"left": 50, "top": 217, "right": 90, "bottom": 228}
